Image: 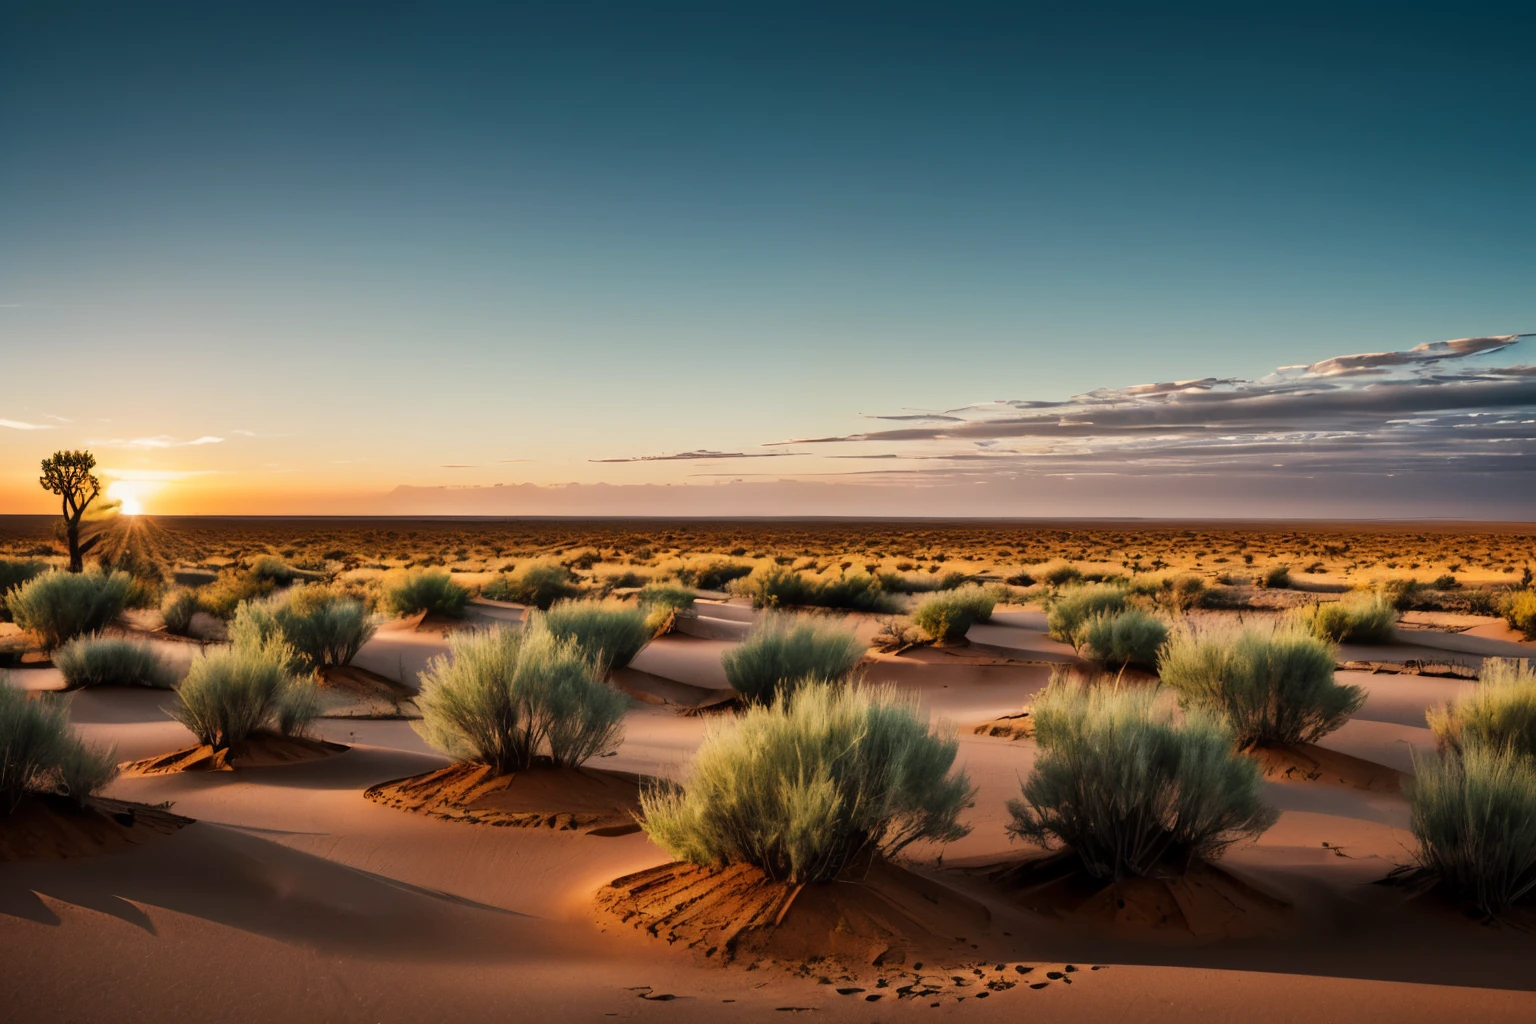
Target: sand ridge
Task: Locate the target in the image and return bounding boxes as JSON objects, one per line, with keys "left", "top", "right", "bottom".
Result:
{"left": 365, "top": 760, "right": 645, "bottom": 832}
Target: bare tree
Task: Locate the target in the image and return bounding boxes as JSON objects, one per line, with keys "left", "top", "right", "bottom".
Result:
{"left": 39, "top": 450, "right": 102, "bottom": 573}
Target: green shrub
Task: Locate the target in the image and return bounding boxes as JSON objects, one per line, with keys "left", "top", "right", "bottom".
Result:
{"left": 534, "top": 600, "right": 652, "bottom": 672}
{"left": 721, "top": 614, "right": 865, "bottom": 703}
{"left": 54, "top": 635, "right": 175, "bottom": 689}
{"left": 196, "top": 568, "right": 277, "bottom": 620}
{"left": 1006, "top": 673, "right": 1276, "bottom": 879}
{"left": 247, "top": 555, "right": 302, "bottom": 583}
{"left": 161, "top": 589, "right": 200, "bottom": 635}
{"left": 413, "top": 624, "right": 627, "bottom": 772}
{"left": 1165, "top": 574, "right": 1207, "bottom": 612}
{"left": 876, "top": 571, "right": 969, "bottom": 594}
{"left": 0, "top": 558, "right": 49, "bottom": 621}
{"left": 479, "top": 562, "right": 579, "bottom": 609}
{"left": 383, "top": 569, "right": 470, "bottom": 617}
{"left": 911, "top": 586, "right": 996, "bottom": 644}
{"left": 1427, "top": 659, "right": 1536, "bottom": 760}
{"left": 735, "top": 566, "right": 896, "bottom": 613}
{"left": 1045, "top": 583, "right": 1128, "bottom": 645}
{"left": 1409, "top": 745, "right": 1536, "bottom": 916}
{"left": 640, "top": 684, "right": 972, "bottom": 883}
{"left": 7, "top": 569, "right": 133, "bottom": 649}
{"left": 1381, "top": 577, "right": 1427, "bottom": 611}
{"left": 1294, "top": 594, "right": 1397, "bottom": 644}
{"left": 169, "top": 635, "right": 318, "bottom": 748}
{"left": 1159, "top": 623, "right": 1364, "bottom": 748}
{"left": 232, "top": 587, "right": 377, "bottom": 671}
{"left": 736, "top": 566, "right": 817, "bottom": 609}
{"left": 812, "top": 573, "right": 900, "bottom": 613}
{"left": 676, "top": 560, "right": 753, "bottom": 591}
{"left": 0, "top": 683, "right": 118, "bottom": 811}
{"left": 1261, "top": 565, "right": 1292, "bottom": 589}
{"left": 1505, "top": 590, "right": 1536, "bottom": 640}
{"left": 1040, "top": 562, "right": 1083, "bottom": 587}
{"left": 638, "top": 583, "right": 696, "bottom": 614}
{"left": 1075, "top": 608, "right": 1168, "bottom": 669}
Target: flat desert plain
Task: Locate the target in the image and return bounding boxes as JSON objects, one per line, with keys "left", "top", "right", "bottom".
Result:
{"left": 2, "top": 517, "right": 1535, "bottom": 1022}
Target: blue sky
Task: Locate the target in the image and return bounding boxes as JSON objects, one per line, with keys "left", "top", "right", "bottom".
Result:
{"left": 1, "top": 2, "right": 1532, "bottom": 515}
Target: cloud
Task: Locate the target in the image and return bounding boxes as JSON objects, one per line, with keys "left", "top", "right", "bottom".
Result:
{"left": 91, "top": 435, "right": 226, "bottom": 449}
{"left": 440, "top": 464, "right": 478, "bottom": 468}
{"left": 768, "top": 333, "right": 1535, "bottom": 482}
{"left": 591, "top": 449, "right": 803, "bottom": 463}
{"left": 0, "top": 418, "right": 52, "bottom": 430}
{"left": 229, "top": 429, "right": 293, "bottom": 438}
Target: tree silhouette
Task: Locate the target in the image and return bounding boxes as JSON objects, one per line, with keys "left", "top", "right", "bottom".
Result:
{"left": 39, "top": 450, "right": 102, "bottom": 573}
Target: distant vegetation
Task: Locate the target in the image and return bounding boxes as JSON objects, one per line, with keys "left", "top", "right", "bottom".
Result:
{"left": 640, "top": 685, "right": 972, "bottom": 883}
{"left": 734, "top": 566, "right": 898, "bottom": 613}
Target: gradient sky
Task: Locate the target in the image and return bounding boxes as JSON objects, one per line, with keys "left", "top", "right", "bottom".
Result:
{"left": 2, "top": 2, "right": 1533, "bottom": 516}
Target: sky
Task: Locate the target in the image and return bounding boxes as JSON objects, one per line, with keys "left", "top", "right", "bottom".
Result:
{"left": 2, "top": 2, "right": 1533, "bottom": 518}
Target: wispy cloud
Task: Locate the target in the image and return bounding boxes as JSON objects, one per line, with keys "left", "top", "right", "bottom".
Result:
{"left": 0, "top": 417, "right": 52, "bottom": 431}
{"left": 90, "top": 435, "right": 226, "bottom": 449}
{"left": 591, "top": 449, "right": 803, "bottom": 463}
{"left": 440, "top": 464, "right": 478, "bottom": 468}
{"left": 229, "top": 429, "right": 293, "bottom": 438}
{"left": 766, "top": 334, "right": 1536, "bottom": 483}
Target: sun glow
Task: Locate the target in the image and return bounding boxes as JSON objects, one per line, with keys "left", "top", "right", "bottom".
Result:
{"left": 106, "top": 479, "right": 161, "bottom": 516}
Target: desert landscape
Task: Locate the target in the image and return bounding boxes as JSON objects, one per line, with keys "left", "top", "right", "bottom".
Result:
{"left": 6, "top": 5, "right": 1534, "bottom": 1021}
{"left": 3, "top": 509, "right": 1536, "bottom": 1021}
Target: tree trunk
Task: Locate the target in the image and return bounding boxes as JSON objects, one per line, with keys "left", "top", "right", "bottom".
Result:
{"left": 66, "top": 514, "right": 83, "bottom": 573}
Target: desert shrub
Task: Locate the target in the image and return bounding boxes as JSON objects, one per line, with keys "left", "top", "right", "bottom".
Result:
{"left": 1075, "top": 608, "right": 1168, "bottom": 669}
{"left": 876, "top": 571, "right": 968, "bottom": 594}
{"left": 170, "top": 636, "right": 318, "bottom": 748}
{"left": 1431, "top": 574, "right": 1459, "bottom": 591}
{"left": 0, "top": 683, "right": 118, "bottom": 811}
{"left": 55, "top": 739, "right": 120, "bottom": 805}
{"left": 1159, "top": 623, "right": 1364, "bottom": 748}
{"left": 1040, "top": 562, "right": 1083, "bottom": 587}
{"left": 1165, "top": 574, "right": 1206, "bottom": 612}
{"left": 640, "top": 684, "right": 972, "bottom": 883}
{"left": 597, "top": 570, "right": 649, "bottom": 592}
{"left": 676, "top": 559, "right": 753, "bottom": 591}
{"left": 247, "top": 555, "right": 302, "bottom": 583}
{"left": 1409, "top": 745, "right": 1536, "bottom": 916}
{"left": 7, "top": 569, "right": 133, "bottom": 649}
{"left": 1005, "top": 674, "right": 1276, "bottom": 879}
{"left": 383, "top": 569, "right": 469, "bottom": 617}
{"left": 911, "top": 586, "right": 996, "bottom": 644}
{"left": 814, "top": 573, "right": 899, "bottom": 613}
{"left": 1505, "top": 590, "right": 1536, "bottom": 640}
{"left": 1427, "top": 659, "right": 1536, "bottom": 760}
{"left": 638, "top": 583, "right": 696, "bottom": 614}
{"left": 1294, "top": 594, "right": 1397, "bottom": 644}
{"left": 161, "top": 589, "right": 200, "bottom": 635}
{"left": 195, "top": 568, "right": 279, "bottom": 617}
{"left": 1381, "top": 577, "right": 1428, "bottom": 611}
{"left": 721, "top": 614, "right": 865, "bottom": 703}
{"left": 535, "top": 600, "right": 652, "bottom": 671}
{"left": 1260, "top": 565, "right": 1292, "bottom": 589}
{"left": 1045, "top": 583, "right": 1128, "bottom": 645}
{"left": 736, "top": 566, "right": 817, "bottom": 609}
{"left": 232, "top": 588, "right": 376, "bottom": 670}
{"left": 479, "top": 562, "right": 578, "bottom": 609}
{"left": 54, "top": 635, "right": 175, "bottom": 690}
{"left": 413, "top": 625, "right": 626, "bottom": 772}
{"left": 0, "top": 558, "right": 49, "bottom": 621}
